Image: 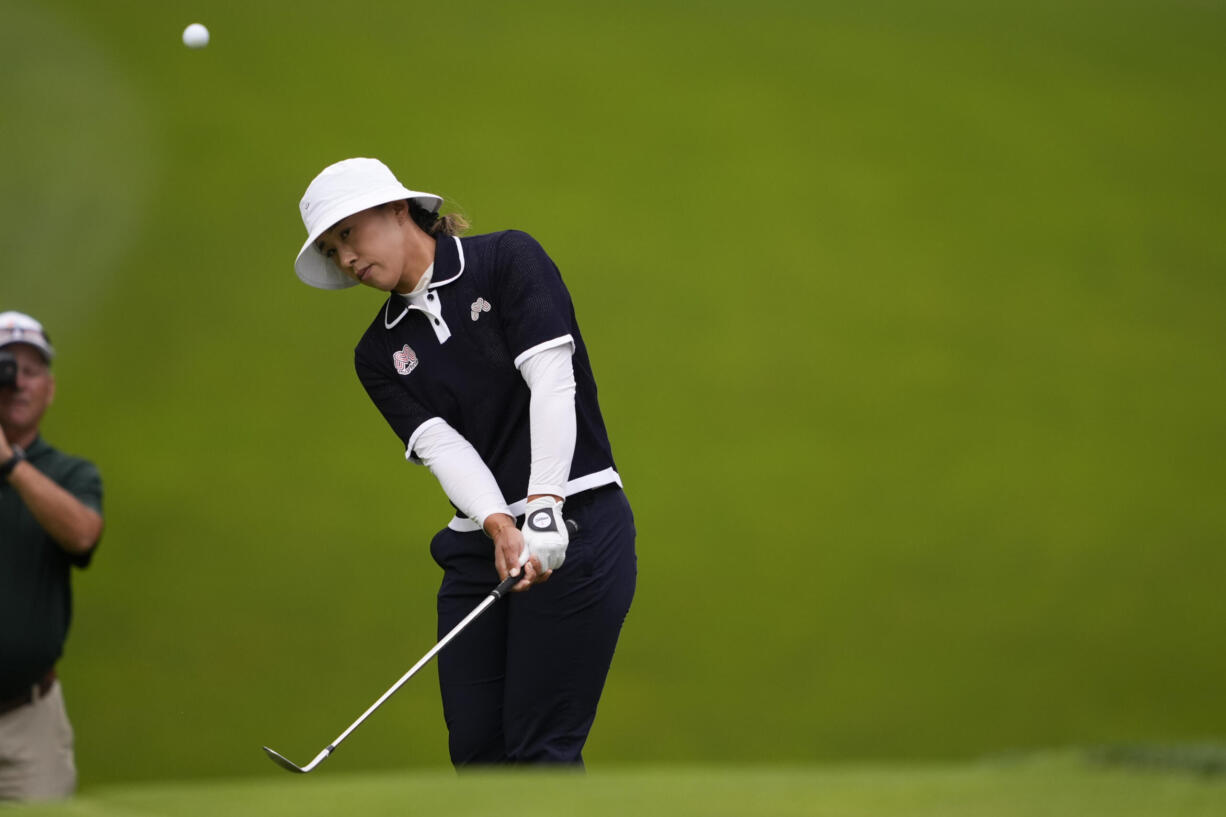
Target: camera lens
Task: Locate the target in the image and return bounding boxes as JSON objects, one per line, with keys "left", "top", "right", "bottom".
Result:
{"left": 0, "top": 351, "right": 17, "bottom": 389}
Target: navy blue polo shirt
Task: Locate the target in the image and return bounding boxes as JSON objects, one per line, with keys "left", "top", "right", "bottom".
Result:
{"left": 354, "top": 230, "right": 619, "bottom": 525}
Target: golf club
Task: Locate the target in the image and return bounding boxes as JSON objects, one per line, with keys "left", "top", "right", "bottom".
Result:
{"left": 262, "top": 518, "right": 577, "bottom": 774}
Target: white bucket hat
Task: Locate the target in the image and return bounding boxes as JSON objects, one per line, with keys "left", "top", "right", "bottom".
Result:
{"left": 0, "top": 311, "right": 55, "bottom": 361}
{"left": 294, "top": 158, "right": 442, "bottom": 290}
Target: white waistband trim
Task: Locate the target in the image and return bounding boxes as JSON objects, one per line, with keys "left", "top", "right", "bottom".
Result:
{"left": 445, "top": 468, "right": 622, "bottom": 532}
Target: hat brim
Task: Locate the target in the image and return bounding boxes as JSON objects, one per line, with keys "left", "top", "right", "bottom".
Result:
{"left": 295, "top": 190, "right": 443, "bottom": 290}
{"left": 0, "top": 339, "right": 54, "bottom": 362}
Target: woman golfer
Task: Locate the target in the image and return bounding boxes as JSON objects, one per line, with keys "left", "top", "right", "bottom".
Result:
{"left": 293, "top": 158, "right": 636, "bottom": 767}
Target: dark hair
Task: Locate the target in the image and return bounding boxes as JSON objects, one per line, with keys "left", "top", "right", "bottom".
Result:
{"left": 408, "top": 199, "right": 469, "bottom": 237}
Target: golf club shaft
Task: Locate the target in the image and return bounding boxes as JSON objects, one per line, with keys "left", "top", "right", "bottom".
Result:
{"left": 263, "top": 518, "right": 576, "bottom": 773}
{"left": 323, "top": 572, "right": 518, "bottom": 753}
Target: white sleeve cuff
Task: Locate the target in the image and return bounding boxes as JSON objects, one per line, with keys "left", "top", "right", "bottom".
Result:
{"left": 514, "top": 334, "right": 575, "bottom": 370}
{"left": 412, "top": 420, "right": 512, "bottom": 528}
{"left": 406, "top": 417, "right": 448, "bottom": 465}
{"left": 518, "top": 343, "right": 576, "bottom": 498}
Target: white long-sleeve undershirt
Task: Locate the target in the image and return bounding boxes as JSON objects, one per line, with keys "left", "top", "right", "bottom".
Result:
{"left": 411, "top": 419, "right": 511, "bottom": 528}
{"left": 409, "top": 342, "right": 577, "bottom": 528}
{"left": 518, "top": 342, "right": 577, "bottom": 498}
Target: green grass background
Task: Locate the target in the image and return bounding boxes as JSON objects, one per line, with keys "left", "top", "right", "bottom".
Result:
{"left": 2, "top": 0, "right": 1224, "bottom": 790}
{"left": 13, "top": 756, "right": 1226, "bottom": 817}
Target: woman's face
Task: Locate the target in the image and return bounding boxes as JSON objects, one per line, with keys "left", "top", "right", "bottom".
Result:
{"left": 315, "top": 204, "right": 410, "bottom": 291}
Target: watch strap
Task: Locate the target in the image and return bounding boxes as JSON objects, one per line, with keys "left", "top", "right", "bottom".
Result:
{"left": 0, "top": 446, "right": 25, "bottom": 479}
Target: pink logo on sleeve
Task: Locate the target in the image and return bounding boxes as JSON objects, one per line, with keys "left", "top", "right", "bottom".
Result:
{"left": 393, "top": 344, "right": 419, "bottom": 375}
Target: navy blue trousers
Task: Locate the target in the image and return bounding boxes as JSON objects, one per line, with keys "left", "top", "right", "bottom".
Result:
{"left": 429, "top": 485, "right": 636, "bottom": 767}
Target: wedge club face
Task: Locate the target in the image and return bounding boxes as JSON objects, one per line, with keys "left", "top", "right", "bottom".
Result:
{"left": 263, "top": 745, "right": 332, "bottom": 774}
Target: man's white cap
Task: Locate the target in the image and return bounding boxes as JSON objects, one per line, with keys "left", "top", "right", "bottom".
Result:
{"left": 294, "top": 158, "right": 442, "bottom": 290}
{"left": 0, "top": 311, "right": 55, "bottom": 361}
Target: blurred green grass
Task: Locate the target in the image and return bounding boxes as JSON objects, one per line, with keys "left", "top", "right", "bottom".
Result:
{"left": 2, "top": 0, "right": 1224, "bottom": 785}
{"left": 13, "top": 754, "right": 1226, "bottom": 817}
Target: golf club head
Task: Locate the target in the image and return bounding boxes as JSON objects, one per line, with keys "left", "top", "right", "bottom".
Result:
{"left": 263, "top": 745, "right": 331, "bottom": 774}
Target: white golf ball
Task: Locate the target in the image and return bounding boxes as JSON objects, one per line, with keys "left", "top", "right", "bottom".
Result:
{"left": 182, "top": 23, "right": 210, "bottom": 49}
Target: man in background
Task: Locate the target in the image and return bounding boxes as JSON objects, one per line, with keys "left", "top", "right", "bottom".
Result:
{"left": 0, "top": 311, "right": 104, "bottom": 801}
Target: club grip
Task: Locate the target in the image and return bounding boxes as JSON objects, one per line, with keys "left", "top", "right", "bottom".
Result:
{"left": 492, "top": 573, "right": 519, "bottom": 598}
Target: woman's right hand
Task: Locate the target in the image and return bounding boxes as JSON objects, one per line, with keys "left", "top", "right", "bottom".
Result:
{"left": 486, "top": 513, "right": 550, "bottom": 591}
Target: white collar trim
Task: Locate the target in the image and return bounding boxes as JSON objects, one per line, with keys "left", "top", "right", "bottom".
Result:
{"left": 429, "top": 236, "right": 465, "bottom": 288}
{"left": 384, "top": 237, "right": 464, "bottom": 329}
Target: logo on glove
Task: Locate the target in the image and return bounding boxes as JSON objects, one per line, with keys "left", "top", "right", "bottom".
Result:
{"left": 529, "top": 510, "right": 557, "bottom": 532}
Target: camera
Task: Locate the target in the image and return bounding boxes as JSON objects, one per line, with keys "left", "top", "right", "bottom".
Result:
{"left": 0, "top": 351, "right": 16, "bottom": 389}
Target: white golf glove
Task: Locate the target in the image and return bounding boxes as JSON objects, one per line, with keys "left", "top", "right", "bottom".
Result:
{"left": 519, "top": 497, "right": 568, "bottom": 572}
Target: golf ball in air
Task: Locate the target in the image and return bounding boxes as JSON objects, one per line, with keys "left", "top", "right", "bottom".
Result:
{"left": 182, "top": 23, "right": 210, "bottom": 49}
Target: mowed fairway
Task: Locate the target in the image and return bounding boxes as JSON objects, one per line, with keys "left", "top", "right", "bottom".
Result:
{"left": 12, "top": 757, "right": 1226, "bottom": 817}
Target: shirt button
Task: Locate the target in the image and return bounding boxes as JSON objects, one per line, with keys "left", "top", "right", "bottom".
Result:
{"left": 427, "top": 293, "right": 434, "bottom": 301}
{"left": 434, "top": 319, "right": 440, "bottom": 325}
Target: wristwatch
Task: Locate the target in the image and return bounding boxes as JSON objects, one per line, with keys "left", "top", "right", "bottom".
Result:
{"left": 0, "top": 446, "right": 24, "bottom": 480}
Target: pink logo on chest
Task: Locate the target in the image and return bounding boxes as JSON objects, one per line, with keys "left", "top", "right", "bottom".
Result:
{"left": 393, "top": 344, "right": 418, "bottom": 375}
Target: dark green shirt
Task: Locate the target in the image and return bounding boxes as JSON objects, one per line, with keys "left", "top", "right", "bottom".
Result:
{"left": 0, "top": 436, "right": 102, "bottom": 699}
